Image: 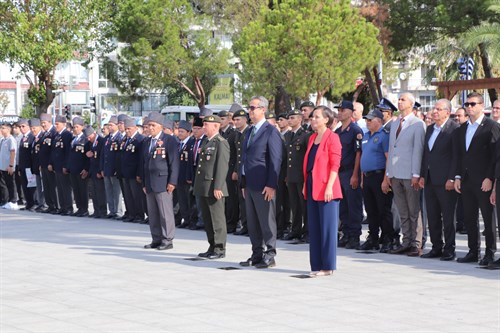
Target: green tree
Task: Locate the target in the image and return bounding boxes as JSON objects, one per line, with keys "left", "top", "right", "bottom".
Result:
{"left": 109, "top": 0, "right": 231, "bottom": 109}
{"left": 234, "top": 0, "right": 382, "bottom": 105}
{"left": 0, "top": 0, "right": 114, "bottom": 115}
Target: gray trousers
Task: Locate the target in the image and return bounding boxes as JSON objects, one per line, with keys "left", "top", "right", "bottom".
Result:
{"left": 245, "top": 188, "right": 277, "bottom": 260}
{"left": 34, "top": 174, "right": 46, "bottom": 208}
{"left": 391, "top": 178, "right": 422, "bottom": 248}
{"left": 104, "top": 176, "right": 123, "bottom": 215}
{"left": 146, "top": 191, "right": 175, "bottom": 245}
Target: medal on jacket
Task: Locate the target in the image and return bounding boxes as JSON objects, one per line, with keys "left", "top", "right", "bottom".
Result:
{"left": 94, "top": 150, "right": 98, "bottom": 159}
{"left": 23, "top": 142, "right": 29, "bottom": 148}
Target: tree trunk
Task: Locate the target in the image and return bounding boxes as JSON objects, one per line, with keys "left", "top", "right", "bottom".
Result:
{"left": 479, "top": 43, "right": 498, "bottom": 103}
{"left": 352, "top": 82, "right": 367, "bottom": 102}
{"left": 364, "top": 68, "right": 379, "bottom": 106}
{"left": 274, "top": 85, "right": 291, "bottom": 115}
{"left": 372, "top": 66, "right": 383, "bottom": 100}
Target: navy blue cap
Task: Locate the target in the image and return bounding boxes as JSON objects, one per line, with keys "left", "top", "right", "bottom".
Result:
{"left": 363, "top": 109, "right": 384, "bottom": 120}
{"left": 414, "top": 101, "right": 421, "bottom": 109}
{"left": 193, "top": 117, "right": 203, "bottom": 127}
{"left": 178, "top": 120, "right": 192, "bottom": 132}
{"left": 376, "top": 97, "right": 397, "bottom": 113}
{"left": 300, "top": 101, "right": 315, "bottom": 109}
{"left": 335, "top": 100, "right": 354, "bottom": 111}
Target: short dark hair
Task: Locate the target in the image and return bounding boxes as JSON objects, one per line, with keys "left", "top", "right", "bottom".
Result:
{"left": 467, "top": 92, "right": 484, "bottom": 104}
{"left": 313, "top": 105, "right": 335, "bottom": 128}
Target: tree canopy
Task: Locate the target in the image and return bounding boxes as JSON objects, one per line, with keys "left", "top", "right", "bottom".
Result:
{"left": 234, "top": 0, "right": 382, "bottom": 105}
{"left": 0, "top": 0, "right": 114, "bottom": 114}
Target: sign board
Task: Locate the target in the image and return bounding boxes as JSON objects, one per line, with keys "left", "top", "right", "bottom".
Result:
{"left": 208, "top": 76, "right": 234, "bottom": 105}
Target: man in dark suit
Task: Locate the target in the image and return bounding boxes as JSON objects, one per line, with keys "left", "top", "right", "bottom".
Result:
{"left": 194, "top": 115, "right": 230, "bottom": 259}
{"left": 16, "top": 119, "right": 35, "bottom": 211}
{"left": 39, "top": 113, "right": 59, "bottom": 213}
{"left": 239, "top": 96, "right": 283, "bottom": 269}
{"left": 141, "top": 112, "right": 179, "bottom": 250}
{"left": 68, "top": 117, "right": 91, "bottom": 217}
{"left": 50, "top": 115, "right": 73, "bottom": 215}
{"left": 85, "top": 126, "right": 108, "bottom": 218}
{"left": 29, "top": 119, "right": 46, "bottom": 211}
{"left": 176, "top": 120, "right": 195, "bottom": 228}
{"left": 218, "top": 110, "right": 239, "bottom": 233}
{"left": 489, "top": 113, "right": 500, "bottom": 269}
{"left": 454, "top": 92, "right": 500, "bottom": 266}
{"left": 188, "top": 117, "right": 207, "bottom": 230}
{"left": 121, "top": 117, "right": 146, "bottom": 223}
{"left": 418, "top": 99, "right": 459, "bottom": 261}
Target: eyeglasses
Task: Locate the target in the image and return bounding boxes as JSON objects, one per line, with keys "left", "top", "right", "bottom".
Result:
{"left": 248, "top": 106, "right": 262, "bottom": 111}
{"left": 432, "top": 107, "right": 448, "bottom": 112}
{"left": 464, "top": 102, "right": 482, "bottom": 107}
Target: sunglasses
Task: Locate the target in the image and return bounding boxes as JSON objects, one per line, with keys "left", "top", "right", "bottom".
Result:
{"left": 463, "top": 102, "right": 482, "bottom": 107}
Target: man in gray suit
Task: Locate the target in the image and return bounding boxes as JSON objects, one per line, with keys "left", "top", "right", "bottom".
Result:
{"left": 383, "top": 92, "right": 426, "bottom": 257}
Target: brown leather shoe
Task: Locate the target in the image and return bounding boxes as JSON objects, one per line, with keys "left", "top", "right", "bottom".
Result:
{"left": 407, "top": 246, "right": 422, "bottom": 257}
{"left": 389, "top": 245, "right": 410, "bottom": 254}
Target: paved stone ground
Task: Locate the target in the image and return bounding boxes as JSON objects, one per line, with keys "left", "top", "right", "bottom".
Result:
{"left": 1, "top": 210, "right": 499, "bottom": 332}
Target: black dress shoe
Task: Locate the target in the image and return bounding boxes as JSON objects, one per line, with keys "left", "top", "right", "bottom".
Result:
{"left": 488, "top": 258, "right": 500, "bottom": 269}
{"left": 227, "top": 228, "right": 237, "bottom": 234}
{"left": 89, "top": 213, "right": 98, "bottom": 218}
{"left": 407, "top": 246, "right": 422, "bottom": 257}
{"left": 421, "top": 249, "right": 442, "bottom": 258}
{"left": 60, "top": 210, "right": 72, "bottom": 216}
{"left": 208, "top": 252, "right": 225, "bottom": 259}
{"left": 234, "top": 227, "right": 248, "bottom": 236}
{"left": 440, "top": 252, "right": 456, "bottom": 261}
{"left": 198, "top": 250, "right": 214, "bottom": 258}
{"left": 255, "top": 257, "right": 276, "bottom": 269}
{"left": 123, "top": 217, "right": 135, "bottom": 222}
{"left": 283, "top": 233, "right": 299, "bottom": 241}
{"left": 239, "top": 258, "right": 261, "bottom": 267}
{"left": 70, "top": 211, "right": 81, "bottom": 216}
{"left": 338, "top": 235, "right": 349, "bottom": 248}
{"left": 178, "top": 222, "right": 190, "bottom": 229}
{"left": 49, "top": 209, "right": 61, "bottom": 215}
{"left": 357, "top": 238, "right": 379, "bottom": 251}
{"left": 389, "top": 245, "right": 410, "bottom": 254}
{"left": 345, "top": 237, "right": 360, "bottom": 249}
{"left": 157, "top": 243, "right": 173, "bottom": 251}
{"left": 78, "top": 211, "right": 89, "bottom": 217}
{"left": 144, "top": 243, "right": 161, "bottom": 249}
{"left": 379, "top": 243, "right": 392, "bottom": 253}
{"left": 457, "top": 252, "right": 479, "bottom": 263}
{"left": 479, "top": 255, "right": 495, "bottom": 266}
{"left": 106, "top": 213, "right": 117, "bottom": 219}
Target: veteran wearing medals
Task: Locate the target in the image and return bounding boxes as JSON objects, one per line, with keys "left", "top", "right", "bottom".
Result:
{"left": 193, "top": 115, "right": 230, "bottom": 259}
{"left": 68, "top": 117, "right": 91, "bottom": 217}
{"left": 141, "top": 112, "right": 180, "bottom": 251}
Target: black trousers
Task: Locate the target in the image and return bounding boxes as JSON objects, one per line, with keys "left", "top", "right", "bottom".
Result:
{"left": 41, "top": 168, "right": 58, "bottom": 210}
{"left": 122, "top": 177, "right": 145, "bottom": 219}
{"left": 70, "top": 173, "right": 88, "bottom": 212}
{"left": 14, "top": 166, "right": 24, "bottom": 203}
{"left": 55, "top": 171, "right": 73, "bottom": 212}
{"left": 462, "top": 179, "right": 495, "bottom": 255}
{"left": 424, "top": 183, "right": 457, "bottom": 253}
{"left": 362, "top": 172, "right": 395, "bottom": 243}
{"left": 288, "top": 181, "right": 307, "bottom": 237}
{"left": 176, "top": 182, "right": 192, "bottom": 223}
{"left": 90, "top": 177, "right": 107, "bottom": 216}
{"left": 225, "top": 176, "right": 239, "bottom": 230}
{"left": 19, "top": 168, "right": 35, "bottom": 208}
{"left": 0, "top": 170, "right": 16, "bottom": 203}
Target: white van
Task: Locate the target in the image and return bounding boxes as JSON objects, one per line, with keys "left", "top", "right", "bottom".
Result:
{"left": 160, "top": 105, "right": 232, "bottom": 121}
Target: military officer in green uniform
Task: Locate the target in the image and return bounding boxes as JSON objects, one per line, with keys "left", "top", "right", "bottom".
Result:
{"left": 194, "top": 115, "right": 230, "bottom": 259}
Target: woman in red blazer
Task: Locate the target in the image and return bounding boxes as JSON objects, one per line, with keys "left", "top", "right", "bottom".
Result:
{"left": 303, "top": 106, "right": 342, "bottom": 276}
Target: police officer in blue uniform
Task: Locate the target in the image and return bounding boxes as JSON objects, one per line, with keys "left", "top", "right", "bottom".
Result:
{"left": 85, "top": 126, "right": 108, "bottom": 218}
{"left": 121, "top": 117, "right": 146, "bottom": 223}
{"left": 68, "top": 117, "right": 91, "bottom": 217}
{"left": 358, "top": 110, "right": 396, "bottom": 252}
{"left": 50, "top": 115, "right": 73, "bottom": 215}
{"left": 39, "top": 113, "right": 59, "bottom": 213}
{"left": 376, "top": 97, "right": 398, "bottom": 132}
{"left": 334, "top": 101, "right": 363, "bottom": 249}
{"left": 176, "top": 120, "right": 195, "bottom": 228}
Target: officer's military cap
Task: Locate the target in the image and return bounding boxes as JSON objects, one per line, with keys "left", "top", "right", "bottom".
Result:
{"left": 376, "top": 97, "right": 397, "bottom": 113}
{"left": 232, "top": 110, "right": 247, "bottom": 119}
{"left": 54, "top": 115, "right": 67, "bottom": 123}
{"left": 363, "top": 109, "right": 384, "bottom": 121}
{"left": 228, "top": 103, "right": 244, "bottom": 113}
{"left": 265, "top": 111, "right": 276, "bottom": 119}
{"left": 300, "top": 101, "right": 315, "bottom": 109}
{"left": 83, "top": 125, "right": 95, "bottom": 137}
{"left": 193, "top": 117, "right": 203, "bottom": 127}
{"left": 163, "top": 119, "right": 174, "bottom": 130}
{"left": 203, "top": 115, "right": 222, "bottom": 123}
{"left": 278, "top": 113, "right": 288, "bottom": 120}
{"left": 117, "top": 114, "right": 128, "bottom": 123}
{"left": 29, "top": 118, "right": 41, "bottom": 127}
{"left": 218, "top": 110, "right": 230, "bottom": 118}
{"left": 414, "top": 101, "right": 421, "bottom": 109}
{"left": 147, "top": 112, "right": 164, "bottom": 125}
{"left": 178, "top": 120, "right": 192, "bottom": 132}
{"left": 335, "top": 100, "right": 354, "bottom": 111}
{"left": 108, "top": 115, "right": 118, "bottom": 125}
{"left": 199, "top": 107, "right": 213, "bottom": 117}
{"left": 124, "top": 117, "right": 136, "bottom": 128}
{"left": 72, "top": 117, "right": 84, "bottom": 126}
{"left": 288, "top": 109, "right": 302, "bottom": 117}
{"left": 39, "top": 113, "right": 52, "bottom": 122}
{"left": 16, "top": 118, "right": 28, "bottom": 126}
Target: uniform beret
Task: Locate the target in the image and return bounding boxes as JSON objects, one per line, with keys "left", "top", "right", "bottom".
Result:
{"left": 278, "top": 113, "right": 288, "bottom": 120}
{"left": 288, "top": 109, "right": 302, "bottom": 117}
{"left": 83, "top": 125, "right": 95, "bottom": 137}
{"left": 72, "top": 117, "right": 84, "bottom": 126}
{"left": 232, "top": 110, "right": 248, "bottom": 119}
{"left": 265, "top": 111, "right": 276, "bottom": 119}
{"left": 54, "top": 115, "right": 67, "bottom": 123}
{"left": 193, "top": 117, "right": 203, "bottom": 127}
{"left": 148, "top": 111, "right": 164, "bottom": 125}
{"left": 29, "top": 118, "right": 41, "bottom": 127}
{"left": 108, "top": 115, "right": 118, "bottom": 125}
{"left": 178, "top": 120, "right": 192, "bottom": 132}
{"left": 39, "top": 113, "right": 52, "bottom": 122}
{"left": 300, "top": 101, "right": 315, "bottom": 109}
{"left": 203, "top": 115, "right": 222, "bottom": 123}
